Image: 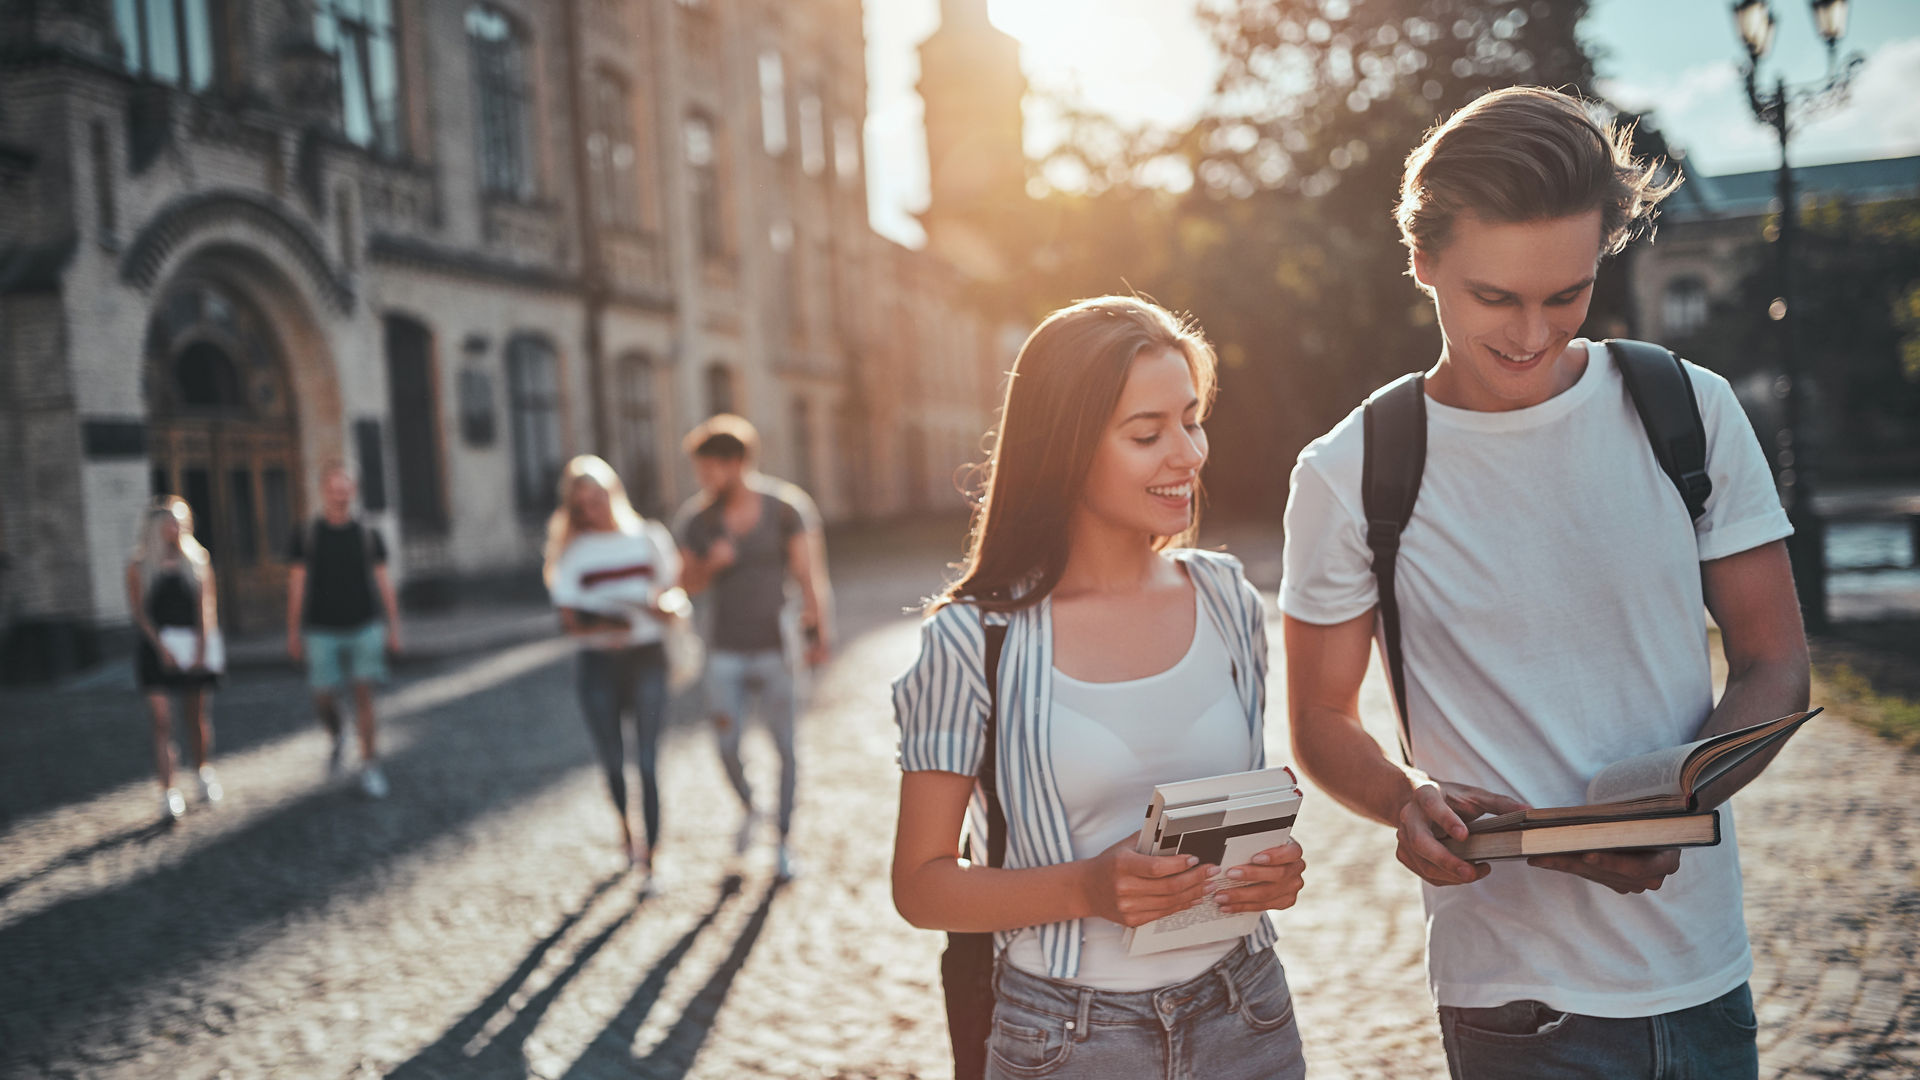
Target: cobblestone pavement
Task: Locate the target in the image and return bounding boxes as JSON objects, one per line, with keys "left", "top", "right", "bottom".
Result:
{"left": 2, "top": 525, "right": 1916, "bottom": 1079}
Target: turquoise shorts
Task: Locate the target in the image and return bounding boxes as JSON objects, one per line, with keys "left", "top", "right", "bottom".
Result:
{"left": 305, "top": 620, "right": 388, "bottom": 691}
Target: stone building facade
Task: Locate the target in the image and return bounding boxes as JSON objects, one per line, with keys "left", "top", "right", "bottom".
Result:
{"left": 0, "top": 0, "right": 1012, "bottom": 678}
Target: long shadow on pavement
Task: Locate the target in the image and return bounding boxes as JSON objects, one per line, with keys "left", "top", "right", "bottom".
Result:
{"left": 386, "top": 871, "right": 652, "bottom": 1080}
{"left": 0, "top": 820, "right": 172, "bottom": 903}
{"left": 561, "top": 876, "right": 782, "bottom": 1079}
{"left": 0, "top": 656, "right": 596, "bottom": 1067}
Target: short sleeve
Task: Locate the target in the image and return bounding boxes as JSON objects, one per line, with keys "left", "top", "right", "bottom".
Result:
{"left": 646, "top": 520, "right": 683, "bottom": 588}
{"left": 672, "top": 496, "right": 714, "bottom": 556}
{"left": 367, "top": 527, "right": 388, "bottom": 564}
{"left": 1686, "top": 361, "right": 1794, "bottom": 562}
{"left": 1278, "top": 457, "right": 1378, "bottom": 625}
{"left": 892, "top": 606, "right": 990, "bottom": 776}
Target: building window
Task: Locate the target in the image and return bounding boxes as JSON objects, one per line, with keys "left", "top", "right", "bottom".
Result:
{"left": 619, "top": 352, "right": 662, "bottom": 515}
{"left": 587, "top": 69, "right": 641, "bottom": 230}
{"left": 316, "top": 0, "right": 403, "bottom": 156}
{"left": 798, "top": 93, "right": 825, "bottom": 177}
{"left": 506, "top": 334, "right": 564, "bottom": 519}
{"left": 833, "top": 116, "right": 860, "bottom": 187}
{"left": 114, "top": 0, "right": 218, "bottom": 89}
{"left": 1664, "top": 276, "right": 1709, "bottom": 337}
{"left": 385, "top": 315, "right": 447, "bottom": 535}
{"left": 685, "top": 111, "right": 726, "bottom": 260}
{"left": 704, "top": 361, "right": 736, "bottom": 417}
{"left": 468, "top": 4, "right": 533, "bottom": 200}
{"left": 790, "top": 396, "right": 815, "bottom": 492}
{"left": 758, "top": 51, "right": 787, "bottom": 156}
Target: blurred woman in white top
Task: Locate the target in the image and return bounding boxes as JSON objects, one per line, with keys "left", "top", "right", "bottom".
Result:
{"left": 126, "top": 496, "right": 223, "bottom": 823}
{"left": 545, "top": 455, "right": 685, "bottom": 879}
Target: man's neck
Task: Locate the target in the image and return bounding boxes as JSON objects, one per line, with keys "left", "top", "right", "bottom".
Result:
{"left": 323, "top": 506, "right": 353, "bottom": 526}
{"left": 721, "top": 478, "right": 756, "bottom": 510}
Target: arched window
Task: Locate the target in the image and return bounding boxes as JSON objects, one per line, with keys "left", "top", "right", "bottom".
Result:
{"left": 385, "top": 314, "right": 447, "bottom": 534}
{"left": 619, "top": 352, "right": 662, "bottom": 515}
{"left": 704, "top": 361, "right": 736, "bottom": 417}
{"left": 685, "top": 110, "right": 727, "bottom": 260}
{"left": 506, "top": 334, "right": 564, "bottom": 519}
{"left": 468, "top": 4, "right": 533, "bottom": 199}
{"left": 316, "top": 0, "right": 403, "bottom": 155}
{"left": 1663, "top": 276, "right": 1710, "bottom": 337}
{"left": 114, "top": 0, "right": 219, "bottom": 90}
{"left": 587, "top": 69, "right": 641, "bottom": 229}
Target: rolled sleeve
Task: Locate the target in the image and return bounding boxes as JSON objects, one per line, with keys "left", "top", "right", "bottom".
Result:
{"left": 1279, "top": 457, "right": 1378, "bottom": 625}
{"left": 892, "top": 606, "right": 989, "bottom": 776}
{"left": 1687, "top": 361, "right": 1794, "bottom": 563}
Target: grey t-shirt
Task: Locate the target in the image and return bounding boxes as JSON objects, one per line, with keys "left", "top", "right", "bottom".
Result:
{"left": 674, "top": 478, "right": 812, "bottom": 652}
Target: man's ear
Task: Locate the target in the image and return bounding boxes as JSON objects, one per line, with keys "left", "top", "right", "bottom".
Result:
{"left": 1410, "top": 246, "right": 1438, "bottom": 290}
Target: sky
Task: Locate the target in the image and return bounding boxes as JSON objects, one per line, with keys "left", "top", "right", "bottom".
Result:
{"left": 862, "top": 0, "right": 1920, "bottom": 247}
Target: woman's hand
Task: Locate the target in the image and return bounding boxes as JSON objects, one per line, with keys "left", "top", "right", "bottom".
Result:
{"left": 1079, "top": 832, "right": 1217, "bottom": 928}
{"left": 1215, "top": 840, "right": 1307, "bottom": 914}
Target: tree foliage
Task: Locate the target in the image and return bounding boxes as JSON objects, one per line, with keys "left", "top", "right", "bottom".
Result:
{"left": 1006, "top": 0, "right": 1630, "bottom": 513}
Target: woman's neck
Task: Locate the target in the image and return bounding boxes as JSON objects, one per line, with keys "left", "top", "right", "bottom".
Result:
{"left": 1053, "top": 511, "right": 1168, "bottom": 598}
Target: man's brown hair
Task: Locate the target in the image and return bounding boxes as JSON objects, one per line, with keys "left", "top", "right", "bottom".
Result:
{"left": 1397, "top": 86, "right": 1679, "bottom": 268}
{"left": 682, "top": 413, "right": 759, "bottom": 461}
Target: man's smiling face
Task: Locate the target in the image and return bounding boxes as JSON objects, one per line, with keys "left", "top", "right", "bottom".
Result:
{"left": 1413, "top": 208, "right": 1604, "bottom": 412}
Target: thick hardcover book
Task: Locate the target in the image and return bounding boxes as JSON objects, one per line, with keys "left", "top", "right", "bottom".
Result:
{"left": 1444, "top": 810, "right": 1721, "bottom": 861}
{"left": 1465, "top": 709, "right": 1821, "bottom": 834}
{"left": 1123, "top": 766, "right": 1303, "bottom": 957}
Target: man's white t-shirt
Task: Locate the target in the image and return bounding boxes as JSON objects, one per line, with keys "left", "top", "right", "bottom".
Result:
{"left": 549, "top": 522, "right": 682, "bottom": 648}
{"left": 1280, "top": 340, "right": 1792, "bottom": 1018}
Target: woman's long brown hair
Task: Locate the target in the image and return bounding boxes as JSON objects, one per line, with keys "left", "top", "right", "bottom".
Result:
{"left": 931, "top": 296, "right": 1217, "bottom": 614}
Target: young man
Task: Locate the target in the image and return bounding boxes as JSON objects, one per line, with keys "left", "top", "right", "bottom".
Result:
{"left": 673, "top": 414, "right": 832, "bottom": 881}
{"left": 1281, "top": 87, "right": 1810, "bottom": 1078}
{"left": 287, "top": 462, "right": 405, "bottom": 799}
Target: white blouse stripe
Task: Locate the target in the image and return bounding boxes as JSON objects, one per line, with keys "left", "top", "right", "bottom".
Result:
{"left": 893, "top": 548, "right": 1279, "bottom": 979}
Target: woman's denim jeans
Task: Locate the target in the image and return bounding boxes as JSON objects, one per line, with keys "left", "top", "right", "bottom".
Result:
{"left": 985, "top": 942, "right": 1306, "bottom": 1080}
{"left": 575, "top": 643, "right": 668, "bottom": 847}
{"left": 1438, "top": 982, "right": 1759, "bottom": 1080}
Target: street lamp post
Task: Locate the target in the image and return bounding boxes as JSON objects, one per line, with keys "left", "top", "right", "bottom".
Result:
{"left": 1731, "top": 0, "right": 1863, "bottom": 633}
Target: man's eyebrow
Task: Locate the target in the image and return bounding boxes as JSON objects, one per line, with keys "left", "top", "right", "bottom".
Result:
{"left": 1464, "top": 276, "right": 1595, "bottom": 297}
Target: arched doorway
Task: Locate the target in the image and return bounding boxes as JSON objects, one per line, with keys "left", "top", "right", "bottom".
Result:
{"left": 146, "top": 277, "right": 303, "bottom": 634}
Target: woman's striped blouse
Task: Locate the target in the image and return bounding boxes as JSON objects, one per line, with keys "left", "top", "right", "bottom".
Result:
{"left": 891, "top": 548, "right": 1279, "bottom": 979}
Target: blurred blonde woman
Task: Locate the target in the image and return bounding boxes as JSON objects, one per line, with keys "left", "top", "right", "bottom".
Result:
{"left": 545, "top": 455, "right": 685, "bottom": 879}
{"left": 126, "top": 496, "right": 224, "bottom": 823}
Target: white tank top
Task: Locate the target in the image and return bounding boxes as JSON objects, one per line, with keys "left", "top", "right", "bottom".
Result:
{"left": 1004, "top": 588, "right": 1254, "bottom": 991}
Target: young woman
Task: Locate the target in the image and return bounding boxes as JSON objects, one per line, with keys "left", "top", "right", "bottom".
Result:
{"left": 891, "top": 296, "right": 1309, "bottom": 1080}
{"left": 127, "top": 496, "right": 223, "bottom": 823}
{"left": 545, "top": 455, "right": 686, "bottom": 879}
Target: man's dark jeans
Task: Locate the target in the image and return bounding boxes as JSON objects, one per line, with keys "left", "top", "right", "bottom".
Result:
{"left": 1439, "top": 982, "right": 1758, "bottom": 1080}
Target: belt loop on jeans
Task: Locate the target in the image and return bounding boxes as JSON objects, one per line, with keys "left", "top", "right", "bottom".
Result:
{"left": 1218, "top": 961, "right": 1245, "bottom": 1017}
{"left": 1071, "top": 987, "right": 1093, "bottom": 1042}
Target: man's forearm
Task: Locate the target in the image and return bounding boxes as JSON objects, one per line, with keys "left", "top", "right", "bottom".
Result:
{"left": 1693, "top": 655, "right": 1812, "bottom": 800}
{"left": 1292, "top": 705, "right": 1422, "bottom": 828}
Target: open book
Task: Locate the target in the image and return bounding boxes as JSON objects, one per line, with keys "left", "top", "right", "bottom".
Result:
{"left": 1123, "top": 766, "right": 1303, "bottom": 957}
{"left": 1441, "top": 709, "right": 1819, "bottom": 861}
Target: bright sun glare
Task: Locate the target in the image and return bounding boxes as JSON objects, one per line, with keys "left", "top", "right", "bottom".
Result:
{"left": 984, "top": 0, "right": 1217, "bottom": 130}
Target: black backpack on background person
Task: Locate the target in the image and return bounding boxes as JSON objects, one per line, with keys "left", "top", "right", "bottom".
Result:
{"left": 941, "top": 618, "right": 1008, "bottom": 1080}
{"left": 1362, "top": 339, "right": 1713, "bottom": 764}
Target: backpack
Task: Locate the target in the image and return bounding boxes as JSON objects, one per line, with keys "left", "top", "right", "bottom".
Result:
{"left": 1361, "top": 339, "right": 1711, "bottom": 764}
{"left": 940, "top": 617, "right": 1008, "bottom": 1080}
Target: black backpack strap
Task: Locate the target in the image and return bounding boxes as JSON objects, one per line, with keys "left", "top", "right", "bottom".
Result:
{"left": 1608, "top": 339, "right": 1712, "bottom": 522}
{"left": 975, "top": 618, "right": 1010, "bottom": 869}
{"left": 1362, "top": 373, "right": 1427, "bottom": 765}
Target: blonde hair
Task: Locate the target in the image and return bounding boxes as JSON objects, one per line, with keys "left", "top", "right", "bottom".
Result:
{"left": 932, "top": 295, "right": 1218, "bottom": 613}
{"left": 1397, "top": 86, "right": 1679, "bottom": 271}
{"left": 132, "top": 495, "right": 210, "bottom": 590}
{"left": 543, "top": 455, "right": 646, "bottom": 585}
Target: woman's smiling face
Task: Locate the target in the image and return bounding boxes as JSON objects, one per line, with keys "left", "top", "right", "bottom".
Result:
{"left": 1078, "top": 347, "right": 1208, "bottom": 538}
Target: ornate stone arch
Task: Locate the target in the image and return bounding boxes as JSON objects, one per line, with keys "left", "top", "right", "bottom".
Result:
{"left": 120, "top": 190, "right": 355, "bottom": 315}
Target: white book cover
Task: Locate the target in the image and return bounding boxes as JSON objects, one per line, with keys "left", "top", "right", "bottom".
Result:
{"left": 1124, "top": 774, "right": 1303, "bottom": 956}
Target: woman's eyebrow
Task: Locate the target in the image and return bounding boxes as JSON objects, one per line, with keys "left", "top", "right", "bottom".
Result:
{"left": 1119, "top": 399, "right": 1200, "bottom": 425}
